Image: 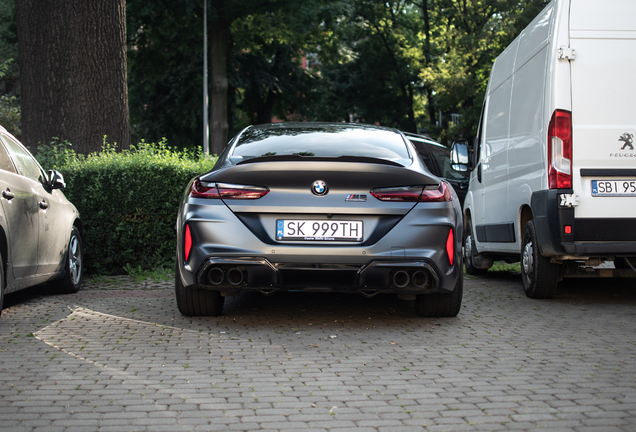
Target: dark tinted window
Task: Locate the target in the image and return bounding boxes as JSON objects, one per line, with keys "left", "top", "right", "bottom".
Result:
{"left": 230, "top": 124, "right": 411, "bottom": 166}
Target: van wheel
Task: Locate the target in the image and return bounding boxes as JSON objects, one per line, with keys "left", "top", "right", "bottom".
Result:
{"left": 521, "top": 220, "right": 559, "bottom": 298}
{"left": 414, "top": 272, "right": 463, "bottom": 317}
{"left": 464, "top": 219, "right": 488, "bottom": 275}
{"left": 175, "top": 263, "right": 225, "bottom": 316}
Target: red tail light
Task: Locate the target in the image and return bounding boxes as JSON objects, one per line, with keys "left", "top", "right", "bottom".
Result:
{"left": 446, "top": 228, "right": 454, "bottom": 266}
{"left": 184, "top": 224, "right": 192, "bottom": 261}
{"left": 188, "top": 179, "right": 269, "bottom": 199}
{"left": 420, "top": 182, "right": 452, "bottom": 202}
{"left": 189, "top": 178, "right": 220, "bottom": 198}
{"left": 548, "top": 109, "right": 572, "bottom": 189}
{"left": 371, "top": 183, "right": 452, "bottom": 202}
{"left": 216, "top": 183, "right": 269, "bottom": 199}
{"left": 370, "top": 186, "right": 423, "bottom": 201}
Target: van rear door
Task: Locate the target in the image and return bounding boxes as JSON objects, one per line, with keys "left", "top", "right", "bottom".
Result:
{"left": 570, "top": 0, "right": 636, "bottom": 219}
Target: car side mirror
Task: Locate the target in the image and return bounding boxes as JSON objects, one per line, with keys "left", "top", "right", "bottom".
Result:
{"left": 47, "top": 170, "right": 66, "bottom": 190}
{"left": 450, "top": 140, "right": 471, "bottom": 172}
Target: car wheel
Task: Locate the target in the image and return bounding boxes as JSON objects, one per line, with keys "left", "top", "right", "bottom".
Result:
{"left": 520, "top": 220, "right": 559, "bottom": 299}
{"left": 414, "top": 271, "right": 463, "bottom": 317}
{"left": 53, "top": 226, "right": 83, "bottom": 294}
{"left": 175, "top": 263, "right": 225, "bottom": 316}
{"left": 464, "top": 219, "right": 489, "bottom": 275}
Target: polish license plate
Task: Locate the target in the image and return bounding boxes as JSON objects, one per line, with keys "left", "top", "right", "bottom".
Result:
{"left": 591, "top": 180, "right": 636, "bottom": 197}
{"left": 276, "top": 220, "right": 363, "bottom": 242}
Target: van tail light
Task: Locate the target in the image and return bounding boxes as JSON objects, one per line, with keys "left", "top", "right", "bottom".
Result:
{"left": 548, "top": 109, "right": 572, "bottom": 189}
{"left": 188, "top": 178, "right": 269, "bottom": 199}
{"left": 370, "top": 182, "right": 452, "bottom": 202}
{"left": 184, "top": 224, "right": 192, "bottom": 261}
{"left": 446, "top": 228, "right": 454, "bottom": 266}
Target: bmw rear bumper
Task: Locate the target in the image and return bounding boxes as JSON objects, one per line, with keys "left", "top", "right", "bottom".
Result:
{"left": 187, "top": 256, "right": 454, "bottom": 295}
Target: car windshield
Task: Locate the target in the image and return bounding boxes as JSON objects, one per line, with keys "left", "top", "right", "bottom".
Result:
{"left": 222, "top": 123, "right": 412, "bottom": 167}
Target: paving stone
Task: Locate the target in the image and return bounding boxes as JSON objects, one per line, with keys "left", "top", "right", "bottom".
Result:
{"left": 2, "top": 276, "right": 636, "bottom": 431}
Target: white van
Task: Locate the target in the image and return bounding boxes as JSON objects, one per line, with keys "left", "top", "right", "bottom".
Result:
{"left": 451, "top": 0, "right": 636, "bottom": 298}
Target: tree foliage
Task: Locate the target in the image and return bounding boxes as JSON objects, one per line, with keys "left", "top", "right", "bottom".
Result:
{"left": 4, "top": 0, "right": 550, "bottom": 151}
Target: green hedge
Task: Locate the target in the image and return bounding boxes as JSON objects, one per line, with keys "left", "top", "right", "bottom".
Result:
{"left": 37, "top": 139, "right": 217, "bottom": 275}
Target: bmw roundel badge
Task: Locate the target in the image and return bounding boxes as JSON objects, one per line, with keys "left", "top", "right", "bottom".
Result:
{"left": 311, "top": 180, "right": 328, "bottom": 196}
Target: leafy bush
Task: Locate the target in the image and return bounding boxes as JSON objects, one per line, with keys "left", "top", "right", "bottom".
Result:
{"left": 0, "top": 59, "right": 20, "bottom": 138}
{"left": 0, "top": 94, "right": 20, "bottom": 137}
{"left": 37, "top": 138, "right": 217, "bottom": 275}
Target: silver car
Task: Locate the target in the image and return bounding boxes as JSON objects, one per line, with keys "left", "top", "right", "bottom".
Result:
{"left": 0, "top": 126, "right": 82, "bottom": 315}
{"left": 175, "top": 123, "right": 463, "bottom": 317}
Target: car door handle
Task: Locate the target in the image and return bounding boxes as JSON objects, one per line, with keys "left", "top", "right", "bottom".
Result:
{"left": 39, "top": 199, "right": 49, "bottom": 210}
{"left": 2, "top": 189, "right": 14, "bottom": 200}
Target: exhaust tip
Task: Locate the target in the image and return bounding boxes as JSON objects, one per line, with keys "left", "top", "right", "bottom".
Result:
{"left": 392, "top": 270, "right": 410, "bottom": 288}
{"left": 411, "top": 270, "right": 429, "bottom": 288}
{"left": 227, "top": 268, "right": 244, "bottom": 286}
{"left": 207, "top": 267, "right": 224, "bottom": 285}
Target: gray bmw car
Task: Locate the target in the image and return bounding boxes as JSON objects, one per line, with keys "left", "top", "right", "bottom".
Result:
{"left": 175, "top": 123, "right": 463, "bottom": 317}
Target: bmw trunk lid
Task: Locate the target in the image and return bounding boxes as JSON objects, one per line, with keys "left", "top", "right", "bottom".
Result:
{"left": 198, "top": 159, "right": 444, "bottom": 245}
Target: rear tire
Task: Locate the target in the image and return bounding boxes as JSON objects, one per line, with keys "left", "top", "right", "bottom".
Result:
{"left": 464, "top": 219, "right": 489, "bottom": 275}
{"left": 520, "top": 220, "right": 559, "bottom": 299}
{"left": 175, "top": 263, "right": 225, "bottom": 316}
{"left": 414, "top": 271, "right": 463, "bottom": 317}
{"left": 53, "top": 226, "right": 82, "bottom": 294}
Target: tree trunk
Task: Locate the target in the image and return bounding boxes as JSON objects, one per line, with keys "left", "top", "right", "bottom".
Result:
{"left": 209, "top": 25, "right": 229, "bottom": 155}
{"left": 15, "top": 0, "right": 129, "bottom": 154}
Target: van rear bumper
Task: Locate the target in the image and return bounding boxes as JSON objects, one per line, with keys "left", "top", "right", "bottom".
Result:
{"left": 531, "top": 190, "right": 636, "bottom": 257}
{"left": 561, "top": 242, "right": 636, "bottom": 255}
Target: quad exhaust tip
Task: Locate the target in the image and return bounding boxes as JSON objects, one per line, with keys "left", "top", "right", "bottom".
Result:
{"left": 391, "top": 269, "right": 430, "bottom": 289}
{"left": 206, "top": 266, "right": 245, "bottom": 286}
{"left": 227, "top": 268, "right": 244, "bottom": 286}
{"left": 392, "top": 270, "right": 410, "bottom": 288}
{"left": 207, "top": 267, "right": 224, "bottom": 285}
{"left": 412, "top": 270, "right": 429, "bottom": 288}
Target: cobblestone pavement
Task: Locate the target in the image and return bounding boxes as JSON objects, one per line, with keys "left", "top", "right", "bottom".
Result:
{"left": 1, "top": 273, "right": 636, "bottom": 432}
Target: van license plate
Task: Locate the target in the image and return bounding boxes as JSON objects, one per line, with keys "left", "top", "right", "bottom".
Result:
{"left": 591, "top": 180, "right": 636, "bottom": 196}
{"left": 276, "top": 220, "right": 363, "bottom": 241}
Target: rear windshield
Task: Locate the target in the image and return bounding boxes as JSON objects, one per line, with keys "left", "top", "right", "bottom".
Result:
{"left": 223, "top": 124, "right": 412, "bottom": 167}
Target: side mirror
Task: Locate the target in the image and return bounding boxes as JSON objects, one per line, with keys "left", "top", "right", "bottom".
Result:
{"left": 450, "top": 140, "right": 470, "bottom": 172}
{"left": 47, "top": 170, "right": 66, "bottom": 190}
